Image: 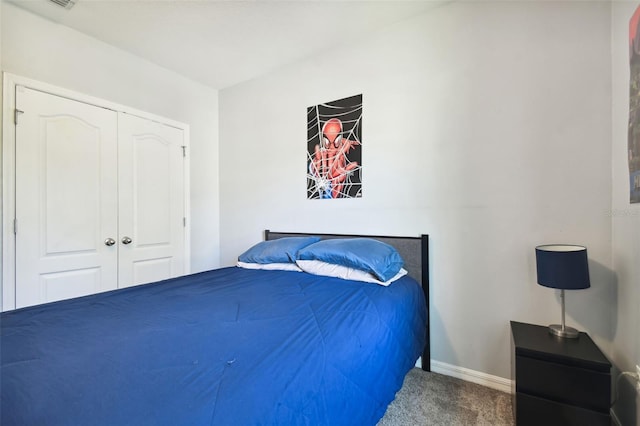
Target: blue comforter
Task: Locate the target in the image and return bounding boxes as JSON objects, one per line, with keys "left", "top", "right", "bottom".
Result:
{"left": 1, "top": 267, "right": 427, "bottom": 425}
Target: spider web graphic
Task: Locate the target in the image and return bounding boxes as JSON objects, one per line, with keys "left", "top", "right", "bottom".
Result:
{"left": 307, "top": 94, "right": 363, "bottom": 199}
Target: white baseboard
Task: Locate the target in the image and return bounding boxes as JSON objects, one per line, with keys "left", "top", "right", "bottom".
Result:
{"left": 418, "top": 359, "right": 621, "bottom": 422}
{"left": 610, "top": 407, "right": 622, "bottom": 426}
{"left": 426, "top": 359, "right": 513, "bottom": 394}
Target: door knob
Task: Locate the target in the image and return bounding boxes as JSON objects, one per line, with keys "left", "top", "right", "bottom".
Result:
{"left": 104, "top": 238, "right": 116, "bottom": 246}
{"left": 122, "top": 236, "right": 132, "bottom": 245}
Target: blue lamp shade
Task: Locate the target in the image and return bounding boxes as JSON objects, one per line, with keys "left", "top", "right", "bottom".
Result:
{"left": 535, "top": 245, "right": 590, "bottom": 290}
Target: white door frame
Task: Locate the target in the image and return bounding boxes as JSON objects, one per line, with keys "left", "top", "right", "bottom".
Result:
{"left": 2, "top": 73, "right": 191, "bottom": 311}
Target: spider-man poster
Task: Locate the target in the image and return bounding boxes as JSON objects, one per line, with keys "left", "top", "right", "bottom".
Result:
{"left": 307, "top": 94, "right": 362, "bottom": 199}
{"left": 629, "top": 5, "right": 640, "bottom": 202}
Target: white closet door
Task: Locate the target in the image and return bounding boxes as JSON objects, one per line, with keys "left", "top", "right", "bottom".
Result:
{"left": 15, "top": 87, "right": 119, "bottom": 308}
{"left": 117, "top": 112, "right": 186, "bottom": 288}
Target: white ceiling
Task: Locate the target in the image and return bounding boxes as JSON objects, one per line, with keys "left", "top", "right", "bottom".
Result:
{"left": 9, "top": 0, "right": 445, "bottom": 89}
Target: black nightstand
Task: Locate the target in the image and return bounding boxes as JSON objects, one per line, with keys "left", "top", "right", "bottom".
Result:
{"left": 510, "top": 321, "right": 611, "bottom": 426}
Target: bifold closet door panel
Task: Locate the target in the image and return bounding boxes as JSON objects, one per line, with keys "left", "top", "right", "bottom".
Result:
{"left": 15, "top": 87, "right": 119, "bottom": 309}
{"left": 117, "top": 112, "right": 186, "bottom": 289}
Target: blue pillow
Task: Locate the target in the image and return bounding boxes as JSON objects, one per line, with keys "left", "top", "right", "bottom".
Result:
{"left": 296, "top": 238, "right": 404, "bottom": 282}
{"left": 238, "top": 236, "right": 321, "bottom": 264}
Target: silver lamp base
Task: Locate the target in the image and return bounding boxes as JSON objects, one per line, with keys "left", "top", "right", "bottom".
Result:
{"left": 548, "top": 324, "right": 579, "bottom": 339}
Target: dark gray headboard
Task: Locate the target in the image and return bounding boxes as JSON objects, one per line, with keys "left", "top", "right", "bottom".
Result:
{"left": 264, "top": 230, "right": 430, "bottom": 371}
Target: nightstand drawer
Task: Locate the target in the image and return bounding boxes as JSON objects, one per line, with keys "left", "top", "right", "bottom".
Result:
{"left": 516, "top": 355, "right": 610, "bottom": 412}
{"left": 516, "top": 392, "right": 610, "bottom": 426}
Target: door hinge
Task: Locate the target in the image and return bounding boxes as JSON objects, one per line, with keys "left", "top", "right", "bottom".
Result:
{"left": 14, "top": 109, "right": 24, "bottom": 125}
{"left": 183, "top": 217, "right": 186, "bottom": 227}
{"left": 181, "top": 146, "right": 186, "bottom": 158}
{"left": 13, "top": 218, "right": 17, "bottom": 235}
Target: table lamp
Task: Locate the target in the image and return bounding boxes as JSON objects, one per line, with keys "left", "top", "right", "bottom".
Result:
{"left": 535, "top": 244, "right": 590, "bottom": 338}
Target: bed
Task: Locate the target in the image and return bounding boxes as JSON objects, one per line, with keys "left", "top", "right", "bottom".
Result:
{"left": 1, "top": 231, "right": 430, "bottom": 425}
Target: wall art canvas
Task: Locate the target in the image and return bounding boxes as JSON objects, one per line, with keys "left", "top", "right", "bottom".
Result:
{"left": 307, "top": 94, "right": 362, "bottom": 199}
{"left": 629, "top": 5, "right": 640, "bottom": 203}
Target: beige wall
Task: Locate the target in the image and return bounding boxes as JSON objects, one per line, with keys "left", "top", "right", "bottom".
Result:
{"left": 611, "top": 2, "right": 640, "bottom": 424}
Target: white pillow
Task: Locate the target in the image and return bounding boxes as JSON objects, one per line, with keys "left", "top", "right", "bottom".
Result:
{"left": 237, "top": 261, "right": 302, "bottom": 272}
{"left": 296, "top": 259, "right": 408, "bottom": 286}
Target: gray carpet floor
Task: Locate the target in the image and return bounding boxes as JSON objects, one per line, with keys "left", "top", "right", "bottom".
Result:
{"left": 378, "top": 368, "right": 515, "bottom": 426}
